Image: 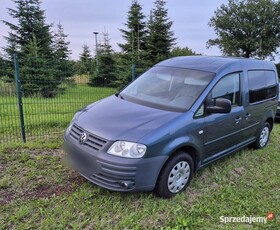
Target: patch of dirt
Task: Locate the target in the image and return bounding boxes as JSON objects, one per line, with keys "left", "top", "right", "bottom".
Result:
{"left": 27, "top": 184, "right": 74, "bottom": 199}
{"left": 0, "top": 191, "right": 15, "bottom": 205}
{"left": 0, "top": 147, "right": 89, "bottom": 205}
{"left": 231, "top": 166, "right": 245, "bottom": 177}
{"left": 0, "top": 173, "right": 86, "bottom": 205}
{"left": 3, "top": 148, "right": 64, "bottom": 158}
{"left": 184, "top": 187, "right": 204, "bottom": 203}
{"left": 0, "top": 164, "right": 7, "bottom": 171}
{"left": 27, "top": 176, "right": 84, "bottom": 199}
{"left": 29, "top": 148, "right": 64, "bottom": 157}
{"left": 68, "top": 173, "right": 86, "bottom": 185}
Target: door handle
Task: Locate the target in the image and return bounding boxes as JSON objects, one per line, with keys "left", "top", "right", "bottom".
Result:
{"left": 235, "top": 116, "right": 242, "bottom": 123}
{"left": 245, "top": 113, "right": 251, "bottom": 120}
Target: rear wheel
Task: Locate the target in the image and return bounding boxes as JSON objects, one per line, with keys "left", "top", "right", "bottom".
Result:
{"left": 154, "top": 151, "right": 194, "bottom": 198}
{"left": 252, "top": 122, "right": 271, "bottom": 149}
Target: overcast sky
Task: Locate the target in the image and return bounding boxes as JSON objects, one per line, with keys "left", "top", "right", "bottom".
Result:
{"left": 0, "top": 0, "right": 229, "bottom": 60}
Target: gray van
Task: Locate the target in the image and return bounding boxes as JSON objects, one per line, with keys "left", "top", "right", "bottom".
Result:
{"left": 64, "top": 56, "right": 279, "bottom": 198}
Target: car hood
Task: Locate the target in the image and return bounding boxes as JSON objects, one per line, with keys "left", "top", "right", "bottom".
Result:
{"left": 76, "top": 95, "right": 181, "bottom": 142}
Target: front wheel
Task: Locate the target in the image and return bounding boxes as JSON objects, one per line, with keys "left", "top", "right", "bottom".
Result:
{"left": 252, "top": 122, "right": 271, "bottom": 149}
{"left": 154, "top": 151, "right": 194, "bottom": 198}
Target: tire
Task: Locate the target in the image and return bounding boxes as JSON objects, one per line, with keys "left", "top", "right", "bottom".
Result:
{"left": 154, "top": 151, "right": 194, "bottom": 198}
{"left": 252, "top": 122, "right": 271, "bottom": 149}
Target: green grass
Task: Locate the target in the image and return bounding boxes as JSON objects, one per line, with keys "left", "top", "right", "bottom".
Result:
{"left": 0, "top": 83, "right": 116, "bottom": 144}
{"left": 0, "top": 124, "right": 279, "bottom": 229}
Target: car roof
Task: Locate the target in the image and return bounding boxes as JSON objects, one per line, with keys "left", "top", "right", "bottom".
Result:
{"left": 156, "top": 56, "right": 276, "bottom": 73}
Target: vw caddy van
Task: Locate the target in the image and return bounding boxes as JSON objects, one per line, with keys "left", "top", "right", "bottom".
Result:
{"left": 64, "top": 56, "right": 279, "bottom": 198}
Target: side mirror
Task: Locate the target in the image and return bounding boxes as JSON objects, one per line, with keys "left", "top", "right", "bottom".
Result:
{"left": 206, "top": 98, "right": 231, "bottom": 114}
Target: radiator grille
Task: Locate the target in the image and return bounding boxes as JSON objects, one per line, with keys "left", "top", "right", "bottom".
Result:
{"left": 70, "top": 124, "right": 107, "bottom": 151}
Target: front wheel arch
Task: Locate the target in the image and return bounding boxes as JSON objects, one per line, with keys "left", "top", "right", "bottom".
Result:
{"left": 163, "top": 145, "right": 199, "bottom": 171}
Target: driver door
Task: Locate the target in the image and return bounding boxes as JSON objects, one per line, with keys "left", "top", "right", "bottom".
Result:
{"left": 198, "top": 73, "right": 244, "bottom": 164}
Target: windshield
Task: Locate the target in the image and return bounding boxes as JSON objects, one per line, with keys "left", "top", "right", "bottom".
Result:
{"left": 121, "top": 66, "right": 215, "bottom": 112}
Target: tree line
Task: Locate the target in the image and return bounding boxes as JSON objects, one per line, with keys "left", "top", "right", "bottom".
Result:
{"left": 0, "top": 0, "right": 190, "bottom": 97}
{"left": 0, "top": 0, "right": 280, "bottom": 98}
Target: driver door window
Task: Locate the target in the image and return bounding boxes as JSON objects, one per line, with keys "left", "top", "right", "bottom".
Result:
{"left": 194, "top": 73, "right": 241, "bottom": 117}
{"left": 211, "top": 73, "right": 241, "bottom": 106}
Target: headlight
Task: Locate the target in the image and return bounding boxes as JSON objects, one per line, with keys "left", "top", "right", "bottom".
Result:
{"left": 107, "top": 141, "right": 147, "bottom": 158}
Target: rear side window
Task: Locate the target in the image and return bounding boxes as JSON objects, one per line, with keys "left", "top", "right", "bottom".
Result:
{"left": 248, "top": 70, "right": 277, "bottom": 103}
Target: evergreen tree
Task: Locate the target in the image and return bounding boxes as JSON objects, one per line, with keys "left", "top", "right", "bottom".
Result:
{"left": 3, "top": 0, "right": 53, "bottom": 58}
{"left": 21, "top": 33, "right": 57, "bottom": 97}
{"left": 53, "top": 22, "right": 73, "bottom": 80}
{"left": 119, "top": 0, "right": 147, "bottom": 65}
{"left": 0, "top": 53, "right": 12, "bottom": 82}
{"left": 0, "top": 55, "right": 4, "bottom": 78}
{"left": 78, "top": 44, "right": 93, "bottom": 75}
{"left": 118, "top": 0, "right": 148, "bottom": 85}
{"left": 146, "top": 0, "right": 176, "bottom": 65}
{"left": 2, "top": 0, "right": 62, "bottom": 97}
{"left": 90, "top": 31, "right": 118, "bottom": 87}
{"left": 53, "top": 22, "right": 71, "bottom": 60}
{"left": 111, "top": 52, "right": 130, "bottom": 88}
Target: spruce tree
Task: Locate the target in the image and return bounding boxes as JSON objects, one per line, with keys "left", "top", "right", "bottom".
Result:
{"left": 146, "top": 0, "right": 176, "bottom": 65}
{"left": 90, "top": 31, "right": 118, "bottom": 87}
{"left": 53, "top": 23, "right": 71, "bottom": 61}
{"left": 2, "top": 0, "right": 61, "bottom": 97}
{"left": 3, "top": 0, "right": 53, "bottom": 58}
{"left": 119, "top": 0, "right": 147, "bottom": 64}
{"left": 118, "top": 0, "right": 148, "bottom": 84}
{"left": 21, "top": 33, "right": 57, "bottom": 97}
{"left": 53, "top": 22, "right": 72, "bottom": 80}
{"left": 78, "top": 44, "right": 93, "bottom": 75}
{"left": 0, "top": 54, "right": 10, "bottom": 82}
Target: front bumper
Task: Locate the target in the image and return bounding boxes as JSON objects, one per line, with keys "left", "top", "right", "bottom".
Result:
{"left": 63, "top": 128, "right": 167, "bottom": 192}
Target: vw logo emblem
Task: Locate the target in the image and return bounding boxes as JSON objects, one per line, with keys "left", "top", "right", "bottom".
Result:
{"left": 79, "top": 132, "right": 87, "bottom": 144}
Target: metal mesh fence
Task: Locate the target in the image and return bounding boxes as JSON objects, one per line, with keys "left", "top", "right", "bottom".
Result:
{"left": 0, "top": 55, "right": 120, "bottom": 144}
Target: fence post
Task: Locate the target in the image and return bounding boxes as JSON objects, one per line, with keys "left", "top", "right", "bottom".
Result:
{"left": 132, "top": 64, "right": 136, "bottom": 81}
{"left": 14, "top": 53, "right": 26, "bottom": 143}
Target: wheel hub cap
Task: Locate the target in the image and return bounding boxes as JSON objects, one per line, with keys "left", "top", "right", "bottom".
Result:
{"left": 260, "top": 127, "right": 269, "bottom": 147}
{"left": 168, "top": 161, "right": 190, "bottom": 193}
